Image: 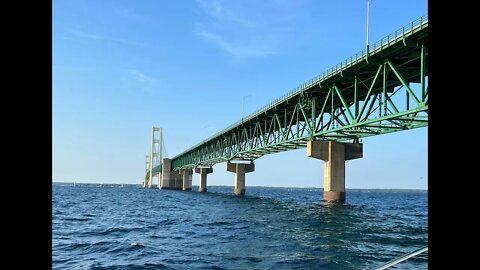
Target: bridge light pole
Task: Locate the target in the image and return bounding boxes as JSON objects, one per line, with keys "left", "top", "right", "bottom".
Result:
{"left": 366, "top": 0, "right": 371, "bottom": 52}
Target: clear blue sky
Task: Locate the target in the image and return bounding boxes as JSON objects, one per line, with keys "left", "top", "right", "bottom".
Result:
{"left": 53, "top": 0, "right": 428, "bottom": 189}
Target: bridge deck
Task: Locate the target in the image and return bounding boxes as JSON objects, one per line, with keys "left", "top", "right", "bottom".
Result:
{"left": 147, "top": 15, "right": 428, "bottom": 174}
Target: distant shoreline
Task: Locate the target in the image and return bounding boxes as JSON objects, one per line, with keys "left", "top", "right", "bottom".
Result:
{"left": 52, "top": 182, "right": 427, "bottom": 191}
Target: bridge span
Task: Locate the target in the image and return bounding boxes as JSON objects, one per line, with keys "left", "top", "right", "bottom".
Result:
{"left": 143, "top": 15, "right": 428, "bottom": 203}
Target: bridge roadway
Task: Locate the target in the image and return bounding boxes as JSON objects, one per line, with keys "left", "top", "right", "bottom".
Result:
{"left": 144, "top": 15, "right": 428, "bottom": 202}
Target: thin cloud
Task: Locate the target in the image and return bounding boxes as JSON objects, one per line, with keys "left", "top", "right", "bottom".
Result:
{"left": 69, "top": 30, "right": 110, "bottom": 41}
{"left": 196, "top": 31, "right": 277, "bottom": 57}
{"left": 128, "top": 69, "right": 155, "bottom": 83}
{"left": 194, "top": 0, "right": 300, "bottom": 58}
{"left": 196, "top": 0, "right": 255, "bottom": 28}
{"left": 123, "top": 69, "right": 161, "bottom": 95}
{"left": 113, "top": 7, "right": 153, "bottom": 23}
{"left": 67, "top": 29, "right": 148, "bottom": 48}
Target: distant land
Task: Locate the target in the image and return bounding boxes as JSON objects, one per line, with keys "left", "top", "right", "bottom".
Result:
{"left": 52, "top": 182, "right": 426, "bottom": 192}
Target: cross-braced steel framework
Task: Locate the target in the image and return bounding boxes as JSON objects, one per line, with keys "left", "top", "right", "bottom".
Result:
{"left": 150, "top": 15, "right": 428, "bottom": 174}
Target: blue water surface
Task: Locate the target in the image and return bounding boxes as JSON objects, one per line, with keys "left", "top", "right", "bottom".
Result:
{"left": 53, "top": 184, "right": 427, "bottom": 269}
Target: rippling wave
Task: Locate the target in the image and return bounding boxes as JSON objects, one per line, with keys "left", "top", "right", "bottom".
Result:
{"left": 53, "top": 185, "right": 427, "bottom": 269}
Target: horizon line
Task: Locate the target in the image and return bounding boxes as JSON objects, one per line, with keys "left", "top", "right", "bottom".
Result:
{"left": 52, "top": 182, "right": 427, "bottom": 191}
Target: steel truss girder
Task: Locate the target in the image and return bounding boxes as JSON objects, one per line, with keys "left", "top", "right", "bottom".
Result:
{"left": 164, "top": 20, "right": 428, "bottom": 171}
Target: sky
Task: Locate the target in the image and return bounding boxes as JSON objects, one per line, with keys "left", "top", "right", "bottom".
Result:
{"left": 53, "top": 0, "right": 428, "bottom": 189}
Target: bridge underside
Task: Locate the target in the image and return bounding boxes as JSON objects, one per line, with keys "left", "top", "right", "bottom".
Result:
{"left": 165, "top": 18, "right": 427, "bottom": 172}
{"left": 144, "top": 15, "right": 428, "bottom": 202}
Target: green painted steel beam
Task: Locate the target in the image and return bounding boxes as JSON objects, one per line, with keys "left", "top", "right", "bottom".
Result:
{"left": 164, "top": 15, "right": 428, "bottom": 171}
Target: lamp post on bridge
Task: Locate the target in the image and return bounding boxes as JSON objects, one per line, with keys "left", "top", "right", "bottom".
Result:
{"left": 366, "top": 0, "right": 371, "bottom": 53}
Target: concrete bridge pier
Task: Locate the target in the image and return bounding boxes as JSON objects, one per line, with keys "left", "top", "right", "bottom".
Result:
{"left": 307, "top": 140, "right": 363, "bottom": 203}
{"left": 195, "top": 167, "right": 213, "bottom": 192}
{"left": 161, "top": 158, "right": 183, "bottom": 190}
{"left": 181, "top": 169, "right": 193, "bottom": 191}
{"left": 226, "top": 161, "right": 255, "bottom": 195}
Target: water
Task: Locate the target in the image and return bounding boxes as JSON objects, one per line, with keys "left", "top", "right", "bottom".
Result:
{"left": 53, "top": 184, "right": 428, "bottom": 269}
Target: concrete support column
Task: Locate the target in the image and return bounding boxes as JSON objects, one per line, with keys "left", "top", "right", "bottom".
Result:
{"left": 160, "top": 158, "right": 172, "bottom": 189}
{"left": 194, "top": 167, "right": 213, "bottom": 192}
{"left": 307, "top": 140, "right": 363, "bottom": 203}
{"left": 226, "top": 161, "right": 255, "bottom": 195}
{"left": 174, "top": 171, "right": 183, "bottom": 189}
{"left": 160, "top": 158, "right": 182, "bottom": 190}
{"left": 181, "top": 169, "right": 193, "bottom": 191}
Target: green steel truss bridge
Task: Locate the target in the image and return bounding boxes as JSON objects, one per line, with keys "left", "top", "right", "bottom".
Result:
{"left": 145, "top": 15, "right": 428, "bottom": 200}
{"left": 172, "top": 15, "right": 427, "bottom": 168}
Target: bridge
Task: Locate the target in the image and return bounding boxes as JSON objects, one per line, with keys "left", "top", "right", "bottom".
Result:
{"left": 143, "top": 15, "right": 428, "bottom": 203}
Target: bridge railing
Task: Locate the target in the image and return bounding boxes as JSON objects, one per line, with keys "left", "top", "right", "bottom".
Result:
{"left": 173, "top": 14, "right": 428, "bottom": 160}
{"left": 259, "top": 14, "right": 427, "bottom": 117}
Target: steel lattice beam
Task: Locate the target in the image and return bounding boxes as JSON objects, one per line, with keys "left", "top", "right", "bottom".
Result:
{"left": 147, "top": 15, "right": 428, "bottom": 173}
